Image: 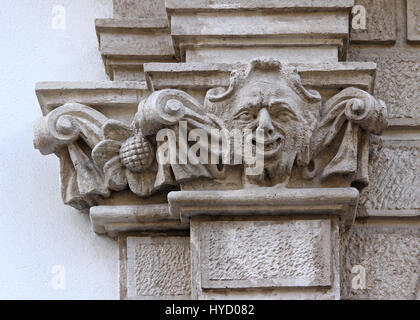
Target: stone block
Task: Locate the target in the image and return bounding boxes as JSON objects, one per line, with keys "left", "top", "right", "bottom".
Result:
{"left": 351, "top": 0, "right": 397, "bottom": 43}
{"left": 145, "top": 62, "right": 376, "bottom": 94}
{"left": 124, "top": 236, "right": 191, "bottom": 299}
{"left": 407, "top": 0, "right": 420, "bottom": 42}
{"left": 349, "top": 48, "right": 420, "bottom": 119}
{"left": 90, "top": 204, "right": 188, "bottom": 237}
{"left": 190, "top": 217, "right": 341, "bottom": 299}
{"left": 341, "top": 222, "right": 420, "bottom": 300}
{"left": 95, "top": 18, "right": 176, "bottom": 80}
{"left": 167, "top": 1, "right": 351, "bottom": 62}
{"left": 200, "top": 219, "right": 332, "bottom": 289}
{"left": 186, "top": 47, "right": 338, "bottom": 64}
{"left": 113, "top": 0, "right": 167, "bottom": 19}
{"left": 165, "top": 0, "right": 355, "bottom": 11}
{"left": 359, "top": 140, "right": 420, "bottom": 215}
{"left": 35, "top": 81, "right": 149, "bottom": 118}
{"left": 170, "top": 12, "right": 348, "bottom": 37}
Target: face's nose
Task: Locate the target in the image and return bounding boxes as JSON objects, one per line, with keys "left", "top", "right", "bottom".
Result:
{"left": 257, "top": 108, "right": 275, "bottom": 138}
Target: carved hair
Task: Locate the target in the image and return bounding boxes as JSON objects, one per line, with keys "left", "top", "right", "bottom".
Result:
{"left": 205, "top": 57, "right": 322, "bottom": 106}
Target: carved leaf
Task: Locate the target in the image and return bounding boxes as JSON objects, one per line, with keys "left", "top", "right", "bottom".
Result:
{"left": 102, "top": 119, "right": 133, "bottom": 141}
{"left": 103, "top": 156, "right": 127, "bottom": 191}
{"left": 92, "top": 139, "right": 122, "bottom": 169}
{"left": 126, "top": 162, "right": 158, "bottom": 197}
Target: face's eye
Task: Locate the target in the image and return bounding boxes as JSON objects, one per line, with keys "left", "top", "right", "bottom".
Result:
{"left": 273, "top": 111, "right": 293, "bottom": 122}
{"left": 234, "top": 110, "right": 256, "bottom": 122}
{"left": 271, "top": 107, "right": 298, "bottom": 123}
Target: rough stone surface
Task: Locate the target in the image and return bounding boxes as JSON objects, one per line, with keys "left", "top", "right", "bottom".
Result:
{"left": 359, "top": 140, "right": 420, "bottom": 213}
{"left": 349, "top": 48, "right": 420, "bottom": 119}
{"left": 407, "top": 0, "right": 420, "bottom": 42}
{"left": 351, "top": 0, "right": 396, "bottom": 43}
{"left": 341, "top": 222, "right": 420, "bottom": 300}
{"left": 126, "top": 236, "right": 191, "bottom": 299}
{"left": 200, "top": 219, "right": 332, "bottom": 288}
{"left": 190, "top": 217, "right": 341, "bottom": 299}
{"left": 114, "top": 0, "right": 167, "bottom": 19}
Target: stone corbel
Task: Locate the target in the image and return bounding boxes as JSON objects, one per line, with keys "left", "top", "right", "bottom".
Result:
{"left": 34, "top": 58, "right": 387, "bottom": 218}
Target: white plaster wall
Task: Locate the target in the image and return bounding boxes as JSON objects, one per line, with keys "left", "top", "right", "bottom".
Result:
{"left": 0, "top": 0, "right": 119, "bottom": 299}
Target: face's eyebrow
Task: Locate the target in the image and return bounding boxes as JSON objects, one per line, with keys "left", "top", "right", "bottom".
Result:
{"left": 235, "top": 98, "right": 261, "bottom": 115}
{"left": 269, "top": 99, "right": 297, "bottom": 115}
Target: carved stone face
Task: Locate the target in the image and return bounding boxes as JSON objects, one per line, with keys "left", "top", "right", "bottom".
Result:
{"left": 225, "top": 76, "right": 310, "bottom": 185}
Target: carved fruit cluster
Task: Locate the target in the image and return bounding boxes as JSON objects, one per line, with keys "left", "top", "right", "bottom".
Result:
{"left": 119, "top": 134, "right": 154, "bottom": 173}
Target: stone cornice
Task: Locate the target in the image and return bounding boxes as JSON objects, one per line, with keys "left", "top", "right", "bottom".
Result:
{"left": 165, "top": 0, "right": 355, "bottom": 12}
{"left": 145, "top": 62, "right": 376, "bottom": 93}
{"left": 35, "top": 81, "right": 149, "bottom": 116}
{"left": 169, "top": 187, "right": 359, "bottom": 229}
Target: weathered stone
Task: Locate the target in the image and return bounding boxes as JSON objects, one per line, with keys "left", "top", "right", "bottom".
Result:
{"left": 168, "top": 187, "right": 360, "bottom": 228}
{"left": 35, "top": 81, "right": 149, "bottom": 118}
{"left": 358, "top": 139, "right": 420, "bottom": 215}
{"left": 167, "top": 1, "right": 352, "bottom": 62}
{"left": 351, "top": 0, "right": 397, "bottom": 43}
{"left": 186, "top": 47, "right": 338, "bottom": 64}
{"left": 407, "top": 0, "right": 420, "bottom": 42}
{"left": 124, "top": 236, "right": 191, "bottom": 299}
{"left": 191, "top": 217, "right": 341, "bottom": 299}
{"left": 90, "top": 204, "right": 188, "bottom": 237}
{"left": 144, "top": 62, "right": 376, "bottom": 94}
{"left": 201, "top": 219, "right": 332, "bottom": 288}
{"left": 113, "top": 0, "right": 167, "bottom": 19}
{"left": 95, "top": 18, "right": 176, "bottom": 80}
{"left": 349, "top": 48, "right": 420, "bottom": 119}
{"left": 341, "top": 222, "right": 420, "bottom": 300}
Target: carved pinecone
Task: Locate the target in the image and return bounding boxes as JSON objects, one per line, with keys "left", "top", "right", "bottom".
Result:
{"left": 119, "top": 134, "right": 154, "bottom": 173}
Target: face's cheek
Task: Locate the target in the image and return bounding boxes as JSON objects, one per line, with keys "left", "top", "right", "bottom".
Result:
{"left": 274, "top": 119, "right": 304, "bottom": 150}
{"left": 289, "top": 123, "right": 306, "bottom": 150}
{"left": 232, "top": 119, "right": 253, "bottom": 131}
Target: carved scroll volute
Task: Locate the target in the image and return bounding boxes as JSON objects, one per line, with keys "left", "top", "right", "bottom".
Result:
{"left": 307, "top": 87, "right": 388, "bottom": 186}
{"left": 134, "top": 89, "right": 215, "bottom": 136}
{"left": 34, "top": 103, "right": 110, "bottom": 211}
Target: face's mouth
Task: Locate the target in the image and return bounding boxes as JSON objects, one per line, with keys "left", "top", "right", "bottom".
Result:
{"left": 252, "top": 135, "right": 284, "bottom": 159}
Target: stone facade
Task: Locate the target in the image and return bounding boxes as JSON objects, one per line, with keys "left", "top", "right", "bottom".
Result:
{"left": 123, "top": 236, "right": 191, "bottom": 299}
{"left": 32, "top": 0, "right": 420, "bottom": 300}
